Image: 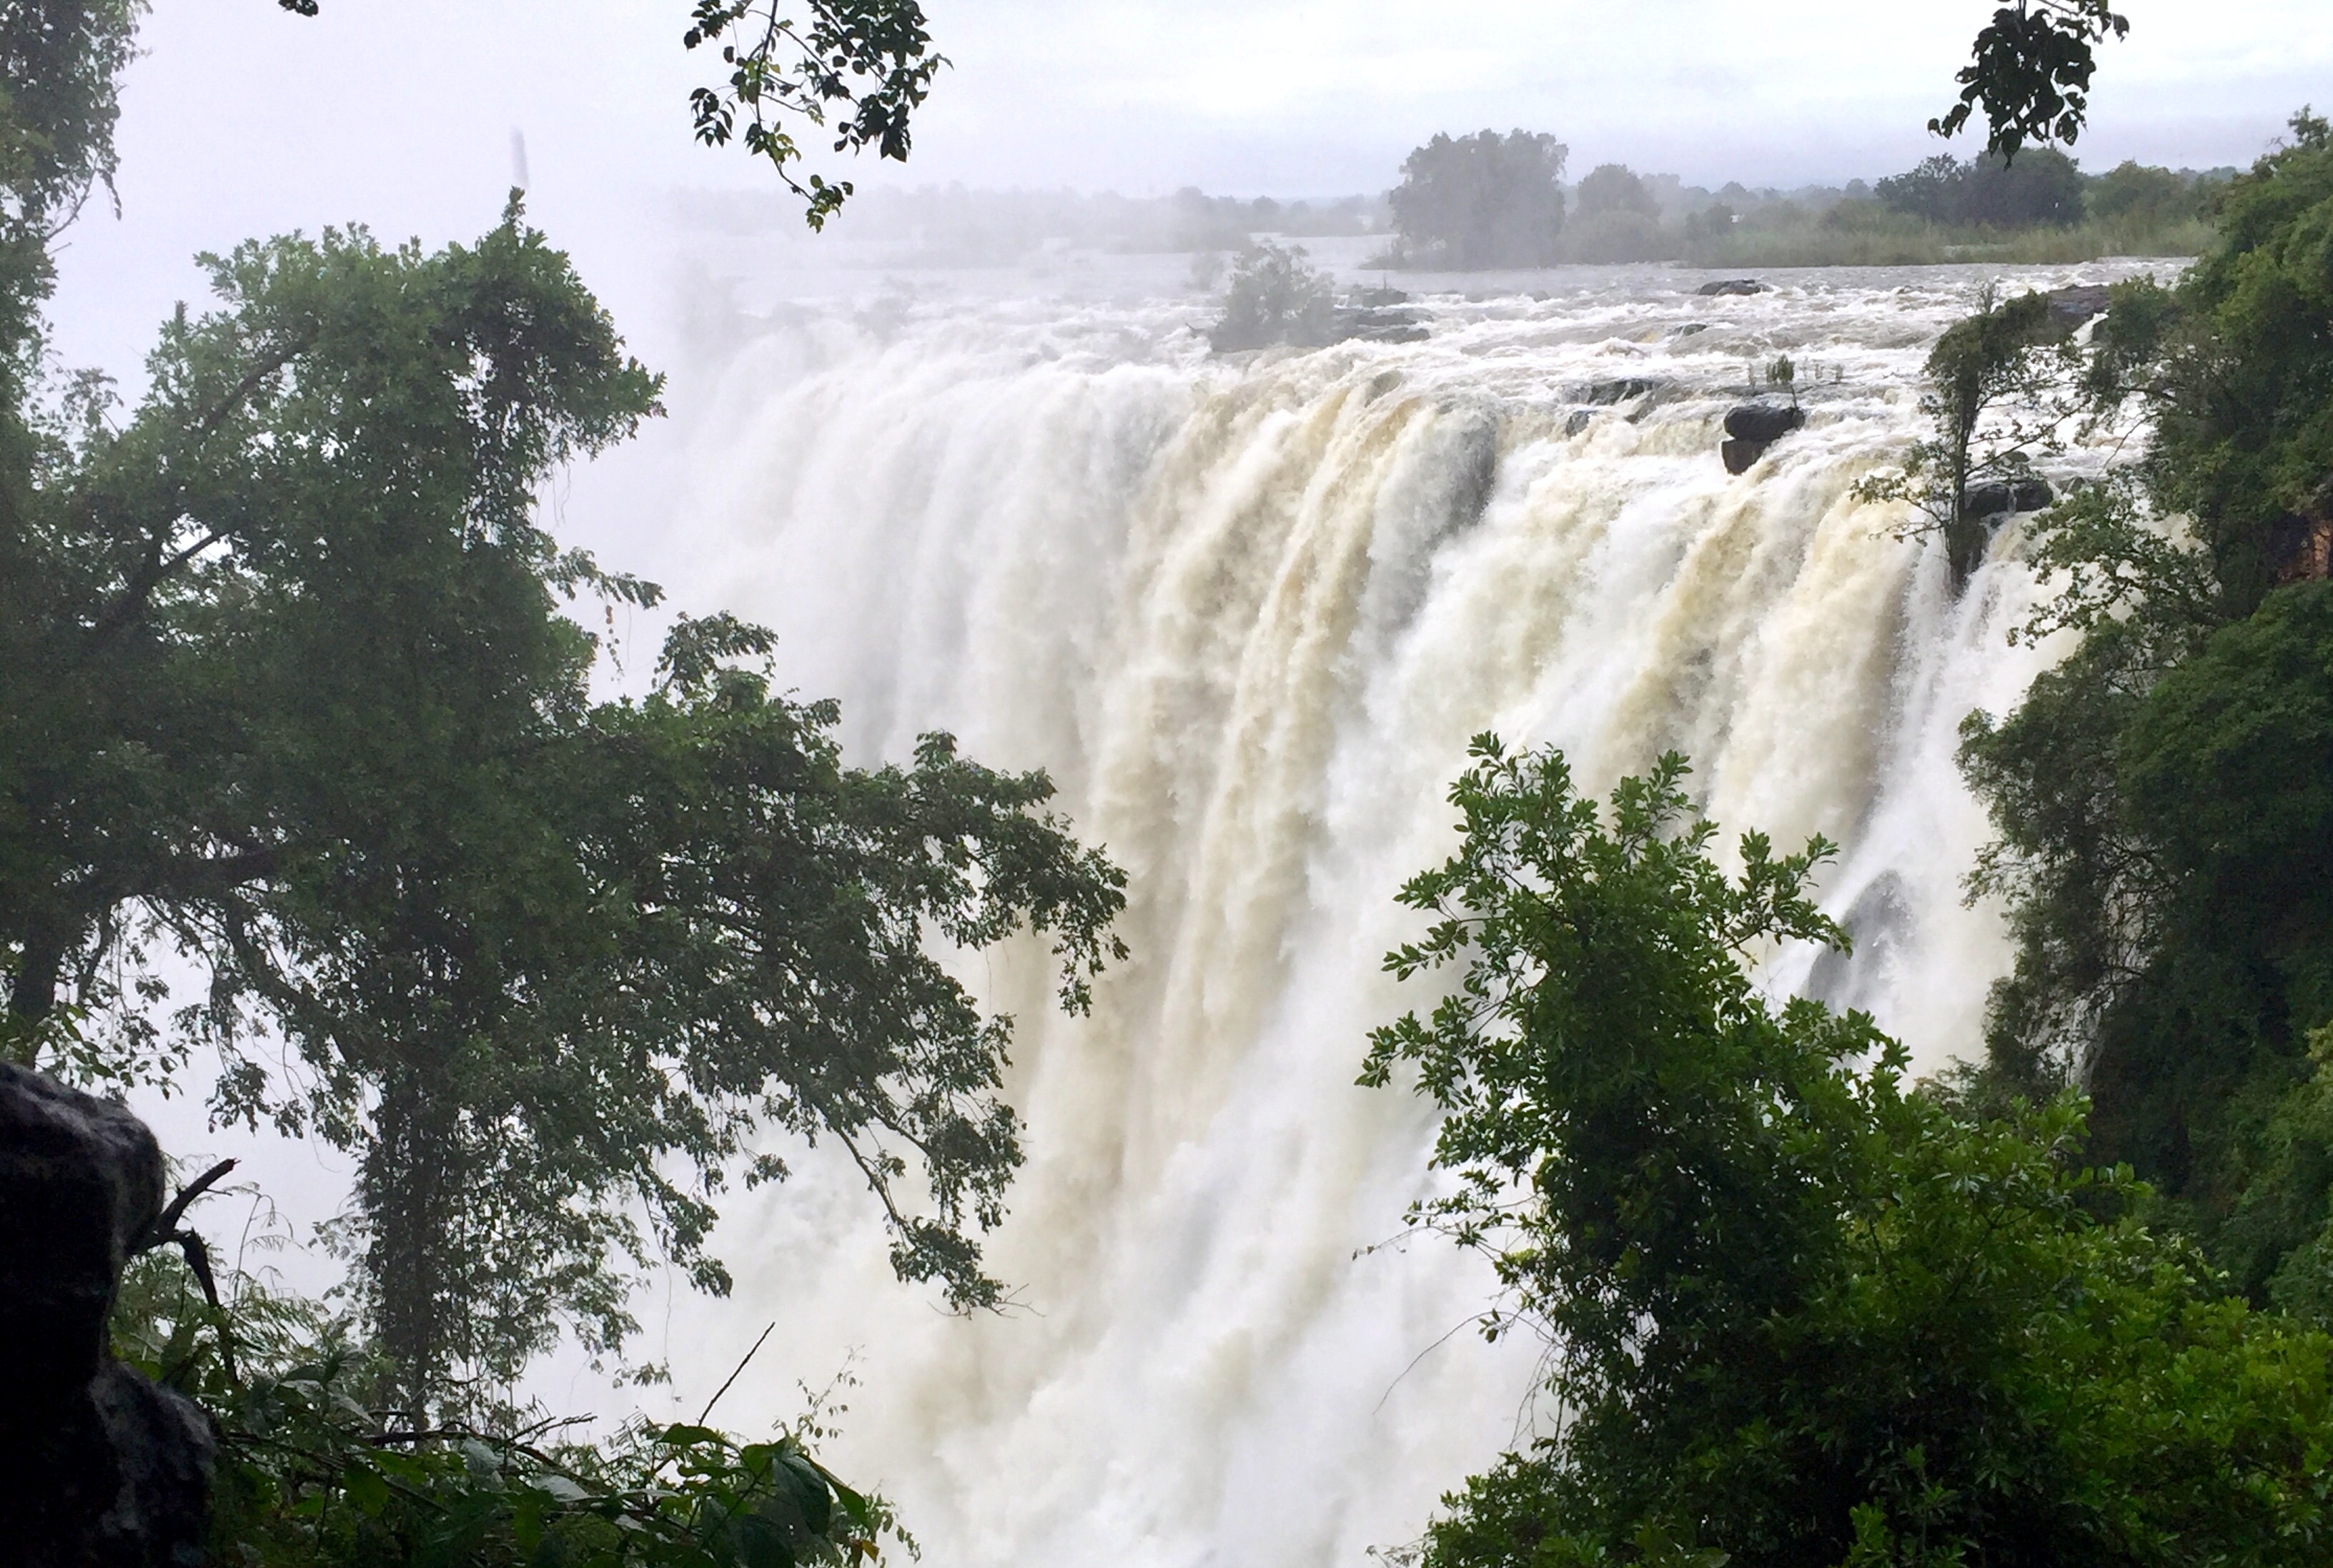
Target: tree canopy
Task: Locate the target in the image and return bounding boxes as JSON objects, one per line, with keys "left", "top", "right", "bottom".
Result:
{"left": 1933, "top": 0, "right": 2129, "bottom": 162}
{"left": 4, "top": 1, "right": 1126, "bottom": 1424}
{"left": 1957, "top": 109, "right": 2333, "bottom": 1326}
{"left": 1367, "top": 740, "right": 2333, "bottom": 1568}
{"left": 1387, "top": 131, "right": 1568, "bottom": 270}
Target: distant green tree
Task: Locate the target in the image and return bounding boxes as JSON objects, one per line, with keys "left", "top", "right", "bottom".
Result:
{"left": 1876, "top": 154, "right": 1965, "bottom": 223}
{"left": 1963, "top": 146, "right": 2086, "bottom": 226}
{"left": 1876, "top": 149, "right": 2084, "bottom": 228}
{"left": 1388, "top": 130, "right": 1567, "bottom": 269}
{"left": 2086, "top": 159, "right": 2201, "bottom": 225}
{"left": 1366, "top": 738, "right": 2333, "bottom": 1568}
{"left": 1207, "top": 239, "right": 1337, "bottom": 351}
{"left": 1574, "top": 164, "right": 1657, "bottom": 219}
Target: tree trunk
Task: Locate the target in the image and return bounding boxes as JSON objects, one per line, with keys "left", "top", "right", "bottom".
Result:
{"left": 365, "top": 1067, "right": 464, "bottom": 1423}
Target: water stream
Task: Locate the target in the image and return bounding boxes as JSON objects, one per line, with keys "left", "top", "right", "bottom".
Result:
{"left": 628, "top": 254, "right": 2166, "bottom": 1568}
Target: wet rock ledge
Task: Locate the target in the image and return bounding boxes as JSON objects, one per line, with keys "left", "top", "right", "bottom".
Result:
{"left": 1721, "top": 402, "right": 1805, "bottom": 474}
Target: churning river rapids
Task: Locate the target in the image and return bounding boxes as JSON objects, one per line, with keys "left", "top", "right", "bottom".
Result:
{"left": 591, "top": 245, "right": 2179, "bottom": 1568}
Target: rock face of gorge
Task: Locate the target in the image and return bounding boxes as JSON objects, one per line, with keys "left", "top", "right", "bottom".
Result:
{"left": 1, "top": 1063, "right": 214, "bottom": 1567}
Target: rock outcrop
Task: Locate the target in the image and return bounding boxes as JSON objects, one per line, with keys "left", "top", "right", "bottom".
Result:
{"left": 1582, "top": 377, "right": 1665, "bottom": 405}
{"left": 1, "top": 1063, "right": 215, "bottom": 1567}
{"left": 1720, "top": 402, "right": 1805, "bottom": 474}
{"left": 2268, "top": 482, "right": 2333, "bottom": 583}
{"left": 2044, "top": 284, "right": 2113, "bottom": 332}
{"left": 1697, "top": 279, "right": 1766, "bottom": 297}
{"left": 1963, "top": 477, "right": 2054, "bottom": 518}
{"left": 1335, "top": 304, "right": 1430, "bottom": 344}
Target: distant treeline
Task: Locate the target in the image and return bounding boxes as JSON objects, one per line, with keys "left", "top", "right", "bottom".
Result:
{"left": 1377, "top": 130, "right": 2229, "bottom": 269}
{"left": 665, "top": 137, "right": 2226, "bottom": 272}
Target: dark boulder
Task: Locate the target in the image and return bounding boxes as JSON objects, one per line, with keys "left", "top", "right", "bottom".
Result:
{"left": 1723, "top": 402, "right": 1805, "bottom": 443}
{"left": 1963, "top": 481, "right": 2014, "bottom": 517}
{"left": 1720, "top": 402, "right": 1805, "bottom": 473}
{"left": 1332, "top": 305, "right": 1430, "bottom": 344}
{"left": 1697, "top": 279, "right": 1766, "bottom": 297}
{"left": 1963, "top": 477, "right": 2054, "bottom": 519}
{"left": 1581, "top": 377, "right": 1665, "bottom": 405}
{"left": 2044, "top": 284, "right": 2112, "bottom": 331}
{"left": 1671, "top": 322, "right": 1710, "bottom": 338}
{"left": 1357, "top": 285, "right": 1410, "bottom": 307}
{"left": 2, "top": 1063, "right": 215, "bottom": 1567}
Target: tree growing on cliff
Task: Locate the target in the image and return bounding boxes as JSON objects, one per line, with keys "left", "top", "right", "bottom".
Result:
{"left": 1853, "top": 282, "right": 2082, "bottom": 587}
{"left": 1959, "top": 109, "right": 2333, "bottom": 1316}
{"left": 1367, "top": 738, "right": 2333, "bottom": 1568}
{"left": 1387, "top": 131, "right": 1567, "bottom": 269}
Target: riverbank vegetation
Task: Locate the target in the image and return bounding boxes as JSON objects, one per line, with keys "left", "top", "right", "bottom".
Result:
{"left": 1379, "top": 138, "right": 2222, "bottom": 270}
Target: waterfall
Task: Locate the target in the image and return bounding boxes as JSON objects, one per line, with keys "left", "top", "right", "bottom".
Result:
{"left": 635, "top": 264, "right": 2139, "bottom": 1568}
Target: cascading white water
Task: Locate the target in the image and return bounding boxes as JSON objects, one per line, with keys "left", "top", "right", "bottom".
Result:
{"left": 630, "top": 257, "right": 2167, "bottom": 1568}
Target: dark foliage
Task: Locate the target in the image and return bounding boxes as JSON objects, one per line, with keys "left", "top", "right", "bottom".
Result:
{"left": 1388, "top": 131, "right": 1567, "bottom": 269}
{"left": 1961, "top": 111, "right": 2333, "bottom": 1314}
{"left": 1876, "top": 148, "right": 2086, "bottom": 228}
{"left": 1368, "top": 740, "right": 2333, "bottom": 1568}
{"left": 1933, "top": 0, "right": 2129, "bottom": 162}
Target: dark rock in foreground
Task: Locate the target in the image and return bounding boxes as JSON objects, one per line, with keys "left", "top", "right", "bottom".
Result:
{"left": 2, "top": 1063, "right": 215, "bottom": 1567}
{"left": 1698, "top": 279, "right": 1767, "bottom": 297}
{"left": 1720, "top": 402, "right": 1805, "bottom": 474}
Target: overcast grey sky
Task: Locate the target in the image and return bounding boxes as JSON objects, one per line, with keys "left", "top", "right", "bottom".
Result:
{"left": 45, "top": 0, "right": 2332, "bottom": 380}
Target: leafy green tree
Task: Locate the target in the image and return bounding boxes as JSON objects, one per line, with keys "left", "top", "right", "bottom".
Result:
{"left": 1574, "top": 164, "right": 1657, "bottom": 220}
{"left": 1933, "top": 0, "right": 2129, "bottom": 162}
{"left": 1854, "top": 284, "right": 2081, "bottom": 587}
{"left": 1365, "top": 738, "right": 2333, "bottom": 1568}
{"left": 2086, "top": 160, "right": 2201, "bottom": 227}
{"left": 1876, "top": 149, "right": 2085, "bottom": 229}
{"left": 4, "top": 6, "right": 1126, "bottom": 1421}
{"left": 1388, "top": 131, "right": 1567, "bottom": 269}
{"left": 113, "top": 1236, "right": 913, "bottom": 1568}
{"left": 1963, "top": 146, "right": 2086, "bottom": 227}
{"left": 1207, "top": 239, "right": 1337, "bottom": 352}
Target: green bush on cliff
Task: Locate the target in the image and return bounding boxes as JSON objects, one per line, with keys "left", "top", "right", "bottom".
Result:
{"left": 1961, "top": 109, "right": 2333, "bottom": 1310}
{"left": 1367, "top": 740, "right": 2333, "bottom": 1568}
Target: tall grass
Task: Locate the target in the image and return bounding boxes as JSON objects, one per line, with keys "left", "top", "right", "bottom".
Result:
{"left": 1672, "top": 214, "right": 2214, "bottom": 269}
